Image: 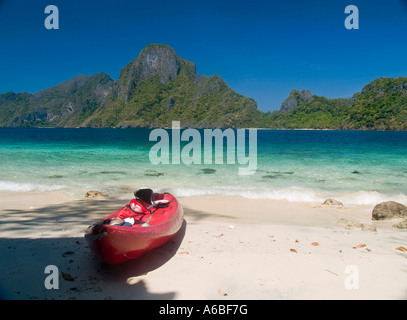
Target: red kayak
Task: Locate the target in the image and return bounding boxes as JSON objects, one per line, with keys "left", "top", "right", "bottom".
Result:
{"left": 85, "top": 189, "right": 184, "bottom": 265}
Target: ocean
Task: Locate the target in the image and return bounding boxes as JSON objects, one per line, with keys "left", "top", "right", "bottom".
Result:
{"left": 1, "top": 127, "right": 407, "bottom": 205}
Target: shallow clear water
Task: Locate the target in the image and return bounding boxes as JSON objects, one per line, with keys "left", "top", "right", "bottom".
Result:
{"left": 1, "top": 128, "right": 407, "bottom": 205}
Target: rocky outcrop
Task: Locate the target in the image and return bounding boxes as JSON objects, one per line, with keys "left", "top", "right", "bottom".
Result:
{"left": 165, "top": 96, "right": 175, "bottom": 110}
{"left": 135, "top": 44, "right": 183, "bottom": 83}
{"left": 92, "top": 44, "right": 260, "bottom": 128}
{"left": 280, "top": 89, "right": 313, "bottom": 113}
{"left": 360, "top": 78, "right": 407, "bottom": 98}
{"left": 391, "top": 82, "right": 407, "bottom": 92}
{"left": 114, "top": 44, "right": 196, "bottom": 102}
{"left": 0, "top": 43, "right": 259, "bottom": 128}
{"left": 372, "top": 201, "right": 407, "bottom": 220}
{"left": 0, "top": 91, "right": 19, "bottom": 106}
{"left": 271, "top": 76, "right": 407, "bottom": 131}
{"left": 7, "top": 73, "right": 114, "bottom": 127}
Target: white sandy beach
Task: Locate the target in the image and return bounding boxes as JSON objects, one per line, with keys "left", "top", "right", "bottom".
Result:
{"left": 0, "top": 191, "right": 406, "bottom": 300}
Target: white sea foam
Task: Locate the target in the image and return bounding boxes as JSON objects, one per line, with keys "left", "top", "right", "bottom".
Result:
{"left": 171, "top": 186, "right": 407, "bottom": 205}
{"left": 171, "top": 186, "right": 326, "bottom": 203}
{"left": 336, "top": 190, "right": 407, "bottom": 206}
{"left": 0, "top": 180, "right": 65, "bottom": 192}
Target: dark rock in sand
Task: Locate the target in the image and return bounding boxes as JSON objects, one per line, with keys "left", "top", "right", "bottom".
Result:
{"left": 62, "top": 272, "right": 74, "bottom": 281}
{"left": 372, "top": 201, "right": 407, "bottom": 220}
{"left": 200, "top": 168, "right": 216, "bottom": 174}
{"left": 262, "top": 174, "right": 280, "bottom": 179}
{"left": 263, "top": 171, "right": 293, "bottom": 179}
{"left": 144, "top": 172, "right": 164, "bottom": 177}
{"left": 99, "top": 171, "right": 126, "bottom": 175}
{"left": 62, "top": 251, "right": 75, "bottom": 257}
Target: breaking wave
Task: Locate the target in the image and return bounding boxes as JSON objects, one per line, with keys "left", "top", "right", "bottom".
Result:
{"left": 0, "top": 180, "right": 65, "bottom": 192}
{"left": 170, "top": 186, "right": 407, "bottom": 205}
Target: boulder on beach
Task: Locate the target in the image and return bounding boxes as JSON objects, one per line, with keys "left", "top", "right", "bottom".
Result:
{"left": 372, "top": 201, "right": 407, "bottom": 220}
{"left": 322, "top": 199, "right": 344, "bottom": 207}
{"left": 85, "top": 191, "right": 107, "bottom": 198}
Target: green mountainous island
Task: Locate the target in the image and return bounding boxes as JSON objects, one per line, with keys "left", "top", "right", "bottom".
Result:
{"left": 1, "top": 43, "right": 406, "bottom": 130}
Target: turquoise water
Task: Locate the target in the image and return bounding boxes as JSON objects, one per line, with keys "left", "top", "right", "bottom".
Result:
{"left": 1, "top": 128, "right": 407, "bottom": 205}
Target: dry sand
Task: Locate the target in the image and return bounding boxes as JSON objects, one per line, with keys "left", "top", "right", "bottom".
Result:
{"left": 0, "top": 191, "right": 406, "bottom": 300}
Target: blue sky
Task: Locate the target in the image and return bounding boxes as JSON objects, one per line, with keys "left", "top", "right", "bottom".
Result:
{"left": 0, "top": 0, "right": 407, "bottom": 111}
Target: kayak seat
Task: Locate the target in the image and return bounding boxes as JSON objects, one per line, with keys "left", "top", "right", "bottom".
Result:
{"left": 134, "top": 188, "right": 153, "bottom": 205}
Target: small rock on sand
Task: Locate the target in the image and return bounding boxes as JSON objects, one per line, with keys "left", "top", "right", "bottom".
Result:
{"left": 393, "top": 220, "right": 407, "bottom": 229}
{"left": 85, "top": 191, "right": 107, "bottom": 198}
{"left": 322, "top": 199, "right": 344, "bottom": 207}
{"left": 337, "top": 218, "right": 377, "bottom": 232}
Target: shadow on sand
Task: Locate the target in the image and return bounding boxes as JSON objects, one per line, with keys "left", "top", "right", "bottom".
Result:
{"left": 94, "top": 219, "right": 187, "bottom": 283}
{"left": 0, "top": 198, "right": 187, "bottom": 300}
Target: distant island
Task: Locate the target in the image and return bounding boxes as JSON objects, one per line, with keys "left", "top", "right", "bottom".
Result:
{"left": 1, "top": 43, "right": 406, "bottom": 130}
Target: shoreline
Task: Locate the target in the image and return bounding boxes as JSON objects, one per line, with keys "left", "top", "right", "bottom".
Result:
{"left": 1, "top": 126, "right": 407, "bottom": 132}
{"left": 0, "top": 191, "right": 406, "bottom": 300}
